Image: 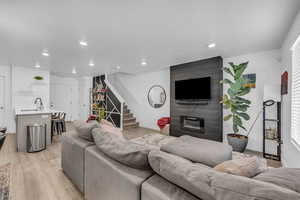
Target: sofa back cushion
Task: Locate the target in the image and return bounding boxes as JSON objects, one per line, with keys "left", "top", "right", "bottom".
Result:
{"left": 254, "top": 168, "right": 300, "bottom": 193}
{"left": 148, "top": 150, "right": 300, "bottom": 200}
{"left": 92, "top": 128, "right": 155, "bottom": 170}
{"left": 161, "top": 135, "right": 232, "bottom": 167}
{"left": 100, "top": 123, "right": 123, "bottom": 137}
{"left": 73, "top": 120, "right": 100, "bottom": 142}
{"left": 148, "top": 150, "right": 215, "bottom": 200}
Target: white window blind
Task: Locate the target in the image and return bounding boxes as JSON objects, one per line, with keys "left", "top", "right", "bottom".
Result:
{"left": 291, "top": 35, "right": 300, "bottom": 147}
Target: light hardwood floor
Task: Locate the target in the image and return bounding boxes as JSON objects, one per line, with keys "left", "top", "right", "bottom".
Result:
{"left": 0, "top": 134, "right": 83, "bottom": 200}
{"left": 0, "top": 126, "right": 281, "bottom": 200}
{"left": 0, "top": 126, "right": 158, "bottom": 200}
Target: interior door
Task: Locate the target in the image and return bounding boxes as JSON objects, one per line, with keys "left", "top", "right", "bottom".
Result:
{"left": 0, "top": 76, "right": 5, "bottom": 127}
{"left": 50, "top": 83, "right": 79, "bottom": 121}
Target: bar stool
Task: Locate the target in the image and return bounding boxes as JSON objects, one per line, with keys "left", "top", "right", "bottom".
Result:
{"left": 0, "top": 127, "right": 7, "bottom": 151}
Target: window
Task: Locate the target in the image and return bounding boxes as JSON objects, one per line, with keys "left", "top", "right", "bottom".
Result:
{"left": 291, "top": 35, "right": 300, "bottom": 147}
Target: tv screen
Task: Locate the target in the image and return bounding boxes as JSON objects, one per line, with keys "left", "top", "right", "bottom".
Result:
{"left": 175, "top": 77, "right": 211, "bottom": 100}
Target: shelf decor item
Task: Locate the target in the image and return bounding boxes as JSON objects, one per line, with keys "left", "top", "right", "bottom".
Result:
{"left": 281, "top": 71, "right": 288, "bottom": 95}
{"left": 221, "top": 62, "right": 253, "bottom": 152}
{"left": 33, "top": 76, "right": 44, "bottom": 80}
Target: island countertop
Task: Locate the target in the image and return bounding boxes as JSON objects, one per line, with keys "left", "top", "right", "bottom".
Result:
{"left": 15, "top": 108, "right": 60, "bottom": 116}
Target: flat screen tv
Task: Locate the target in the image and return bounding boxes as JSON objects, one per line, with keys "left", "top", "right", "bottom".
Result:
{"left": 175, "top": 77, "right": 211, "bottom": 100}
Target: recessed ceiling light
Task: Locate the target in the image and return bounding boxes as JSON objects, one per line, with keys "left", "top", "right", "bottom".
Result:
{"left": 208, "top": 43, "right": 216, "bottom": 48}
{"left": 42, "top": 49, "right": 49, "bottom": 57}
{"left": 72, "top": 68, "right": 77, "bottom": 74}
{"left": 35, "top": 62, "right": 40, "bottom": 68}
{"left": 141, "top": 61, "right": 147, "bottom": 66}
{"left": 89, "top": 61, "right": 95, "bottom": 67}
{"left": 79, "top": 40, "right": 88, "bottom": 47}
{"left": 116, "top": 66, "right": 121, "bottom": 70}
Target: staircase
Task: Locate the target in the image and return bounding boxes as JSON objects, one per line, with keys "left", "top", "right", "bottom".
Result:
{"left": 123, "top": 104, "right": 139, "bottom": 129}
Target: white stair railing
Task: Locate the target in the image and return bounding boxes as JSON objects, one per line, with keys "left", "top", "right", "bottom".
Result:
{"left": 104, "top": 73, "right": 125, "bottom": 130}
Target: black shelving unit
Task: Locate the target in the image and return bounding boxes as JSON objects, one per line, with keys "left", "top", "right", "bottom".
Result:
{"left": 263, "top": 100, "right": 282, "bottom": 161}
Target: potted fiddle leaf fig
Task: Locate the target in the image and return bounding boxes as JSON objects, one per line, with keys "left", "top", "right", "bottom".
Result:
{"left": 221, "top": 62, "right": 252, "bottom": 152}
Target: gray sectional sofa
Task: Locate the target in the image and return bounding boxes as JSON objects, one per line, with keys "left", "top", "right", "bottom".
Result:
{"left": 62, "top": 121, "right": 300, "bottom": 200}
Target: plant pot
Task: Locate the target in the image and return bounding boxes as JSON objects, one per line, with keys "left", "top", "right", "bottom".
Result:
{"left": 227, "top": 133, "right": 248, "bottom": 153}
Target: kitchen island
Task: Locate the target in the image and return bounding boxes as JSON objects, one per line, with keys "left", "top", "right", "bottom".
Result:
{"left": 15, "top": 108, "right": 52, "bottom": 152}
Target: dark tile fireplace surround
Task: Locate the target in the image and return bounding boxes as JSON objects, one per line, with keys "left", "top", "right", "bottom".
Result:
{"left": 170, "top": 57, "right": 223, "bottom": 142}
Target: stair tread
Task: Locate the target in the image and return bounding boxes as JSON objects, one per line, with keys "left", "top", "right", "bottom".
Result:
{"left": 124, "top": 121, "right": 138, "bottom": 125}
{"left": 123, "top": 117, "right": 136, "bottom": 121}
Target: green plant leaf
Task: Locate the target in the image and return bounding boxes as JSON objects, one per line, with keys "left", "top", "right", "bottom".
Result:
{"left": 231, "top": 81, "right": 242, "bottom": 91}
{"left": 237, "top": 123, "right": 247, "bottom": 130}
{"left": 223, "top": 67, "right": 234, "bottom": 77}
{"left": 237, "top": 112, "right": 250, "bottom": 120}
{"left": 235, "top": 104, "right": 249, "bottom": 112}
{"left": 233, "top": 123, "right": 239, "bottom": 133}
{"left": 233, "top": 115, "right": 242, "bottom": 125}
{"left": 234, "top": 96, "right": 251, "bottom": 104}
{"left": 229, "top": 62, "right": 238, "bottom": 73}
{"left": 228, "top": 88, "right": 236, "bottom": 97}
{"left": 223, "top": 114, "right": 233, "bottom": 121}
{"left": 222, "top": 78, "right": 233, "bottom": 85}
{"left": 237, "top": 87, "right": 250, "bottom": 96}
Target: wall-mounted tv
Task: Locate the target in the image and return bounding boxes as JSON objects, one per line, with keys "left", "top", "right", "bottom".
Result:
{"left": 175, "top": 77, "right": 211, "bottom": 100}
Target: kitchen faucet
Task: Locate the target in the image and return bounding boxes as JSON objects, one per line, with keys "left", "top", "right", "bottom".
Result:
{"left": 34, "top": 97, "right": 44, "bottom": 111}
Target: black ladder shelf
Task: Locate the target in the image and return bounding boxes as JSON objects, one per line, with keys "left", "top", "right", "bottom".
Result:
{"left": 263, "top": 100, "right": 282, "bottom": 161}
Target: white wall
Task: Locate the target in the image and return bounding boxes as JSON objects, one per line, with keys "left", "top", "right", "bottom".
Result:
{"left": 0, "top": 65, "right": 13, "bottom": 132}
{"left": 12, "top": 66, "right": 50, "bottom": 109}
{"left": 109, "top": 51, "right": 282, "bottom": 150}
{"left": 11, "top": 66, "right": 50, "bottom": 131}
{"left": 50, "top": 75, "right": 92, "bottom": 121}
{"left": 223, "top": 50, "right": 282, "bottom": 152}
{"left": 108, "top": 69, "right": 170, "bottom": 130}
{"left": 281, "top": 10, "right": 300, "bottom": 168}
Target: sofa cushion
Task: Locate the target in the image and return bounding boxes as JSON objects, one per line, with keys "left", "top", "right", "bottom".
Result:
{"left": 148, "top": 150, "right": 300, "bottom": 200}
{"left": 212, "top": 169, "right": 300, "bottom": 200}
{"left": 161, "top": 135, "right": 232, "bottom": 167}
{"left": 131, "top": 134, "right": 176, "bottom": 149}
{"left": 92, "top": 128, "right": 155, "bottom": 170}
{"left": 148, "top": 150, "right": 215, "bottom": 200}
{"left": 61, "top": 132, "right": 94, "bottom": 193}
{"left": 141, "top": 175, "right": 200, "bottom": 200}
{"left": 73, "top": 120, "right": 100, "bottom": 142}
{"left": 85, "top": 146, "right": 153, "bottom": 200}
{"left": 214, "top": 157, "right": 265, "bottom": 178}
{"left": 100, "top": 123, "right": 123, "bottom": 137}
{"left": 100, "top": 119, "right": 114, "bottom": 127}
{"left": 254, "top": 168, "right": 300, "bottom": 193}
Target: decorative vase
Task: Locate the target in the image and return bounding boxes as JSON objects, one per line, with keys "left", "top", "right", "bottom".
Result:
{"left": 227, "top": 134, "right": 248, "bottom": 153}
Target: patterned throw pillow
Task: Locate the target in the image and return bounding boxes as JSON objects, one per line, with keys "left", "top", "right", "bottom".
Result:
{"left": 214, "top": 157, "right": 266, "bottom": 177}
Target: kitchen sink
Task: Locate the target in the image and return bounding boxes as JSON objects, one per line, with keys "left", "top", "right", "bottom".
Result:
{"left": 21, "top": 109, "right": 39, "bottom": 112}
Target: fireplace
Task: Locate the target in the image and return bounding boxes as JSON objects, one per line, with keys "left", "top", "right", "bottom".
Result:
{"left": 180, "top": 116, "right": 204, "bottom": 133}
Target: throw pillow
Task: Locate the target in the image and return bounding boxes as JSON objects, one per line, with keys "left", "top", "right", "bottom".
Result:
{"left": 73, "top": 120, "right": 100, "bottom": 142}
{"left": 254, "top": 168, "right": 300, "bottom": 193}
{"left": 214, "top": 157, "right": 265, "bottom": 178}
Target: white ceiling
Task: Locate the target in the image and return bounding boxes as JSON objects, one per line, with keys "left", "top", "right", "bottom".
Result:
{"left": 0, "top": 0, "right": 300, "bottom": 76}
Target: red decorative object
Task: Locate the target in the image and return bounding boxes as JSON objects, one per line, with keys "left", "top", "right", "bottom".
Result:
{"left": 87, "top": 115, "right": 97, "bottom": 123}
{"left": 281, "top": 71, "right": 288, "bottom": 95}
{"left": 157, "top": 117, "right": 170, "bottom": 130}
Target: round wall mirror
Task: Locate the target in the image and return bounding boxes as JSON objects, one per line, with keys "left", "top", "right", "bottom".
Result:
{"left": 148, "top": 85, "right": 166, "bottom": 108}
